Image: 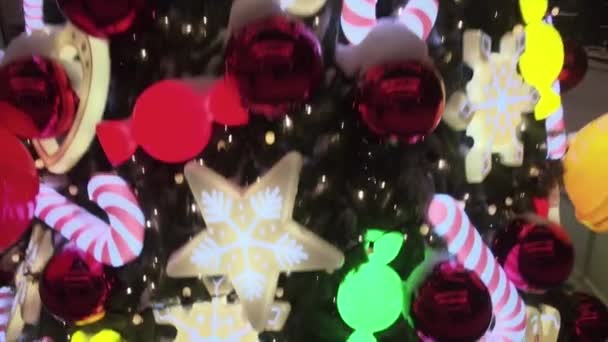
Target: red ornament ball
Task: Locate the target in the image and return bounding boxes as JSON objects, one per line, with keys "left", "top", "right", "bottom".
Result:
{"left": 225, "top": 15, "right": 323, "bottom": 119}
{"left": 132, "top": 80, "right": 212, "bottom": 163}
{"left": 0, "top": 56, "right": 78, "bottom": 139}
{"left": 492, "top": 218, "right": 574, "bottom": 292}
{"left": 40, "top": 247, "right": 111, "bottom": 323}
{"left": 559, "top": 40, "right": 588, "bottom": 93}
{"left": 57, "top": 0, "right": 144, "bottom": 37}
{"left": 0, "top": 128, "right": 39, "bottom": 252}
{"left": 358, "top": 61, "right": 445, "bottom": 143}
{"left": 412, "top": 260, "right": 492, "bottom": 341}
{"left": 570, "top": 293, "right": 608, "bottom": 341}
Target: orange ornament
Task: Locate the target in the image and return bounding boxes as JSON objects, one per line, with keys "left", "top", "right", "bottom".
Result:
{"left": 563, "top": 113, "right": 608, "bottom": 232}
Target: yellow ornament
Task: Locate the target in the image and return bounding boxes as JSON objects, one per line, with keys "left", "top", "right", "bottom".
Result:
{"left": 71, "top": 329, "right": 121, "bottom": 342}
{"left": 518, "top": 2, "right": 564, "bottom": 120}
{"left": 564, "top": 113, "right": 608, "bottom": 232}
{"left": 520, "top": 23, "right": 563, "bottom": 86}
{"left": 519, "top": 0, "right": 548, "bottom": 24}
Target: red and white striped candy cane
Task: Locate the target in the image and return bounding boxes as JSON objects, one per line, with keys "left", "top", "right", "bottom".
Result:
{"left": 35, "top": 175, "right": 145, "bottom": 267}
{"left": 544, "top": 16, "right": 567, "bottom": 160}
{"left": 427, "top": 194, "right": 527, "bottom": 341}
{"left": 341, "top": 0, "right": 438, "bottom": 44}
{"left": 0, "top": 287, "right": 14, "bottom": 342}
{"left": 546, "top": 81, "right": 567, "bottom": 160}
{"left": 23, "top": 0, "right": 45, "bottom": 35}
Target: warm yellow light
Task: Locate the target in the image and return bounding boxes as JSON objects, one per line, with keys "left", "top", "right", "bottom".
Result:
{"left": 519, "top": 0, "right": 548, "bottom": 24}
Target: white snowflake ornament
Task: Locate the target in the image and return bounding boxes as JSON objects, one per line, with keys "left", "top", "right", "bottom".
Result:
{"left": 6, "top": 224, "right": 54, "bottom": 341}
{"left": 443, "top": 27, "right": 538, "bottom": 183}
{"left": 153, "top": 299, "right": 291, "bottom": 342}
{"left": 167, "top": 152, "right": 344, "bottom": 331}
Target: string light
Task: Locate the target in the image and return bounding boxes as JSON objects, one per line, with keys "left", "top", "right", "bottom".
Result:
{"left": 35, "top": 159, "right": 45, "bottom": 169}
{"left": 68, "top": 185, "right": 79, "bottom": 196}
{"left": 265, "top": 131, "right": 276, "bottom": 145}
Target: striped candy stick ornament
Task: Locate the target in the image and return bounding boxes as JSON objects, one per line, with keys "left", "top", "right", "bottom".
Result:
{"left": 426, "top": 194, "right": 527, "bottom": 341}
{"left": 35, "top": 175, "right": 145, "bottom": 267}
{"left": 545, "top": 83, "right": 567, "bottom": 160}
{"left": 0, "top": 287, "right": 14, "bottom": 342}
{"left": 396, "top": 0, "right": 439, "bottom": 40}
{"left": 23, "top": 0, "right": 45, "bottom": 35}
{"left": 544, "top": 16, "right": 567, "bottom": 160}
{"left": 341, "top": 0, "right": 439, "bottom": 44}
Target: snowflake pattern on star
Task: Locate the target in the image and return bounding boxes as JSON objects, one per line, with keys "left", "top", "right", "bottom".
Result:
{"left": 443, "top": 27, "right": 538, "bottom": 183}
{"left": 166, "top": 152, "right": 344, "bottom": 331}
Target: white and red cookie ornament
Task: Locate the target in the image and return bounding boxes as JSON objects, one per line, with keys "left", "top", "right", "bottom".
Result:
{"left": 2, "top": 22, "right": 110, "bottom": 174}
{"left": 35, "top": 175, "right": 145, "bottom": 267}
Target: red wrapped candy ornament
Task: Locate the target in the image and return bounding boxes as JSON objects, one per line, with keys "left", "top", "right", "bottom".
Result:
{"left": 0, "top": 56, "right": 79, "bottom": 139}
{"left": 492, "top": 217, "right": 574, "bottom": 293}
{"left": 96, "top": 80, "right": 213, "bottom": 165}
{"left": 57, "top": 0, "right": 144, "bottom": 38}
{"left": 40, "top": 247, "right": 111, "bottom": 324}
{"left": 225, "top": 15, "right": 323, "bottom": 119}
{"left": 358, "top": 61, "right": 445, "bottom": 143}
{"left": 0, "top": 127, "right": 39, "bottom": 252}
{"left": 412, "top": 260, "right": 493, "bottom": 341}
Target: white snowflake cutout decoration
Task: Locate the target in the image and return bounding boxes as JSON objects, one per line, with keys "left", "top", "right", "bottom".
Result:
{"left": 443, "top": 27, "right": 538, "bottom": 183}
{"left": 6, "top": 224, "right": 54, "bottom": 341}
{"left": 153, "top": 299, "right": 290, "bottom": 342}
{"left": 167, "top": 152, "right": 344, "bottom": 331}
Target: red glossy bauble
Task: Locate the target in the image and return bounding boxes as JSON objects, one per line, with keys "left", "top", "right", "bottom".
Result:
{"left": 225, "top": 15, "right": 323, "bottom": 119}
{"left": 559, "top": 40, "right": 588, "bottom": 93}
{"left": 57, "top": 0, "right": 144, "bottom": 37}
{"left": 40, "top": 247, "right": 111, "bottom": 323}
{"left": 570, "top": 293, "right": 608, "bottom": 341}
{"left": 492, "top": 218, "right": 574, "bottom": 292}
{"left": 358, "top": 61, "right": 445, "bottom": 143}
{"left": 412, "top": 260, "right": 492, "bottom": 341}
{"left": 0, "top": 128, "right": 38, "bottom": 252}
{"left": 0, "top": 56, "right": 78, "bottom": 139}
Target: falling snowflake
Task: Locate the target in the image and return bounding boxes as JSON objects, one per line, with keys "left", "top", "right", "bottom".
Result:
{"left": 443, "top": 27, "right": 538, "bottom": 183}
{"left": 166, "top": 152, "right": 344, "bottom": 331}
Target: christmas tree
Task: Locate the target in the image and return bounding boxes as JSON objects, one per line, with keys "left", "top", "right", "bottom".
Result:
{"left": 0, "top": 0, "right": 606, "bottom": 341}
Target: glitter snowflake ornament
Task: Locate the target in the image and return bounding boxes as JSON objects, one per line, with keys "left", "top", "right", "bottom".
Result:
{"left": 443, "top": 27, "right": 538, "bottom": 183}
{"left": 166, "top": 152, "right": 345, "bottom": 330}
